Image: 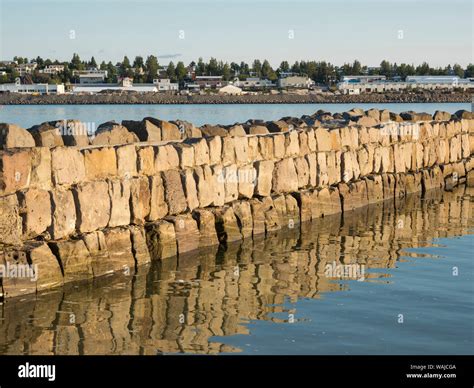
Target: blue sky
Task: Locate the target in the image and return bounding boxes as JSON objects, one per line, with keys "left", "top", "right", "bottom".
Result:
{"left": 1, "top": 0, "right": 472, "bottom": 67}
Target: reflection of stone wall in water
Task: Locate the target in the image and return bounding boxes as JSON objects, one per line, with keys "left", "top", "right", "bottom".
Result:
{"left": 0, "top": 186, "right": 472, "bottom": 355}
{"left": 0, "top": 110, "right": 473, "bottom": 298}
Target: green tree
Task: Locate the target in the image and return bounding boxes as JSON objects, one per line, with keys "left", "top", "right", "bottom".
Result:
{"left": 89, "top": 56, "right": 97, "bottom": 68}
{"left": 252, "top": 59, "right": 262, "bottom": 77}
{"left": 465, "top": 64, "right": 474, "bottom": 78}
{"left": 70, "top": 53, "right": 83, "bottom": 70}
{"left": 452, "top": 64, "right": 464, "bottom": 78}
{"left": 175, "top": 61, "right": 187, "bottom": 81}
{"left": 166, "top": 61, "right": 177, "bottom": 81}
{"left": 279, "top": 61, "right": 290, "bottom": 72}
{"left": 208, "top": 57, "right": 218, "bottom": 75}
{"left": 145, "top": 55, "right": 159, "bottom": 82}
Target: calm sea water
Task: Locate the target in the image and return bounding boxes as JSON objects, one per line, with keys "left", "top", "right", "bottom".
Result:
{"left": 0, "top": 187, "right": 472, "bottom": 355}
{"left": 0, "top": 102, "right": 470, "bottom": 128}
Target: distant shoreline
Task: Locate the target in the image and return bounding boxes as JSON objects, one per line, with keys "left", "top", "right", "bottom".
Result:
{"left": 0, "top": 91, "right": 471, "bottom": 105}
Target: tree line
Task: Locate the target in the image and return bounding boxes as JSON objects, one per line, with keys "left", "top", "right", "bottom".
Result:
{"left": 2, "top": 54, "right": 473, "bottom": 85}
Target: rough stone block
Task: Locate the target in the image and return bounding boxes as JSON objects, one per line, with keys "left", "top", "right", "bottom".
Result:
{"left": 51, "top": 147, "right": 85, "bottom": 186}
{"left": 130, "top": 176, "right": 151, "bottom": 224}
{"left": 83, "top": 147, "right": 117, "bottom": 180}
{"left": 0, "top": 150, "right": 32, "bottom": 195}
{"left": 162, "top": 170, "right": 187, "bottom": 214}
{"left": 50, "top": 188, "right": 76, "bottom": 240}
{"left": 108, "top": 179, "right": 131, "bottom": 227}
{"left": 75, "top": 180, "right": 111, "bottom": 233}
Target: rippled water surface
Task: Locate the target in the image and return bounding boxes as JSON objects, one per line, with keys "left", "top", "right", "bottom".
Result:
{"left": 0, "top": 186, "right": 472, "bottom": 355}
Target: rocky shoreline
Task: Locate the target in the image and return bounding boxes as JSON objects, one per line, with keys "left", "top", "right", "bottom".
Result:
{"left": 0, "top": 90, "right": 471, "bottom": 105}
{"left": 0, "top": 108, "right": 473, "bottom": 299}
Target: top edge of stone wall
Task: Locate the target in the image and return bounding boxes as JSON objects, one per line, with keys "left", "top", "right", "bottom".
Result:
{"left": 1, "top": 110, "right": 473, "bottom": 150}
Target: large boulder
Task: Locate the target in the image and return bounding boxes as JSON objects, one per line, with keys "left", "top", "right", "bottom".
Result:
{"left": 29, "top": 122, "right": 64, "bottom": 147}
{"left": 171, "top": 120, "right": 202, "bottom": 138}
{"left": 454, "top": 110, "right": 474, "bottom": 120}
{"left": 49, "top": 120, "right": 90, "bottom": 146}
{"left": 200, "top": 124, "right": 228, "bottom": 137}
{"left": 91, "top": 122, "right": 139, "bottom": 145}
{"left": 0, "top": 123, "right": 35, "bottom": 149}
{"left": 122, "top": 118, "right": 161, "bottom": 142}
{"left": 433, "top": 110, "right": 452, "bottom": 121}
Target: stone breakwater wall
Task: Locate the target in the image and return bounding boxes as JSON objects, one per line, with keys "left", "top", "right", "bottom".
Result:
{"left": 0, "top": 112, "right": 473, "bottom": 298}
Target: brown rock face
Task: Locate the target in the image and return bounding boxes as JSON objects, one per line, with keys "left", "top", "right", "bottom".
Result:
{"left": 50, "top": 188, "right": 76, "bottom": 240}
{"left": 192, "top": 209, "right": 219, "bottom": 247}
{"left": 51, "top": 147, "right": 85, "bottom": 186}
{"left": 148, "top": 175, "right": 168, "bottom": 221}
{"left": 214, "top": 206, "right": 242, "bottom": 243}
{"left": 29, "top": 122, "right": 65, "bottom": 147}
{"left": 0, "top": 194, "right": 23, "bottom": 245}
{"left": 108, "top": 180, "right": 131, "bottom": 227}
{"left": 130, "top": 176, "right": 151, "bottom": 224}
{"left": 0, "top": 123, "right": 35, "bottom": 149}
{"left": 30, "top": 148, "right": 52, "bottom": 190}
{"left": 168, "top": 214, "right": 200, "bottom": 254}
{"left": 200, "top": 124, "right": 228, "bottom": 137}
{"left": 273, "top": 158, "right": 298, "bottom": 194}
{"left": 249, "top": 125, "right": 269, "bottom": 135}
{"left": 92, "top": 123, "right": 139, "bottom": 145}
{"left": 83, "top": 147, "right": 117, "bottom": 180}
{"left": 49, "top": 239, "right": 93, "bottom": 283}
{"left": 433, "top": 111, "right": 452, "bottom": 121}
{"left": 28, "top": 242, "right": 63, "bottom": 292}
{"left": 162, "top": 170, "right": 187, "bottom": 215}
{"left": 122, "top": 118, "right": 162, "bottom": 142}
{"left": 18, "top": 188, "right": 52, "bottom": 239}
{"left": 0, "top": 149, "right": 32, "bottom": 195}
{"left": 52, "top": 120, "right": 91, "bottom": 146}
{"left": 74, "top": 180, "right": 111, "bottom": 233}
{"left": 146, "top": 221, "right": 177, "bottom": 259}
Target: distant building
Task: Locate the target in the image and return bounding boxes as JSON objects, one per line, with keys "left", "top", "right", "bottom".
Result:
{"left": 78, "top": 71, "right": 107, "bottom": 84}
{"left": 39, "top": 65, "right": 65, "bottom": 75}
{"left": 194, "top": 75, "right": 226, "bottom": 89}
{"left": 153, "top": 78, "right": 179, "bottom": 91}
{"left": 0, "top": 83, "right": 65, "bottom": 94}
{"left": 337, "top": 75, "right": 474, "bottom": 94}
{"left": 234, "top": 77, "right": 275, "bottom": 89}
{"left": 342, "top": 75, "right": 386, "bottom": 83}
{"left": 71, "top": 78, "right": 157, "bottom": 93}
{"left": 277, "top": 75, "right": 314, "bottom": 89}
{"left": 183, "top": 82, "right": 200, "bottom": 92}
{"left": 406, "top": 75, "right": 460, "bottom": 85}
{"left": 17, "top": 63, "right": 37, "bottom": 76}
{"left": 218, "top": 84, "right": 243, "bottom": 95}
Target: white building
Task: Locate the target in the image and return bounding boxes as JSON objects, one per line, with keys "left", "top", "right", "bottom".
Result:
{"left": 71, "top": 79, "right": 158, "bottom": 94}
{"left": 0, "top": 83, "right": 65, "bottom": 94}
{"left": 278, "top": 75, "right": 314, "bottom": 89}
{"left": 17, "top": 63, "right": 37, "bottom": 76}
{"left": 39, "top": 65, "right": 65, "bottom": 75}
{"left": 342, "top": 75, "right": 386, "bottom": 83}
{"left": 153, "top": 78, "right": 179, "bottom": 91}
{"left": 234, "top": 77, "right": 275, "bottom": 89}
{"left": 406, "top": 75, "right": 460, "bottom": 85}
{"left": 337, "top": 75, "right": 474, "bottom": 94}
{"left": 218, "top": 84, "right": 243, "bottom": 95}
